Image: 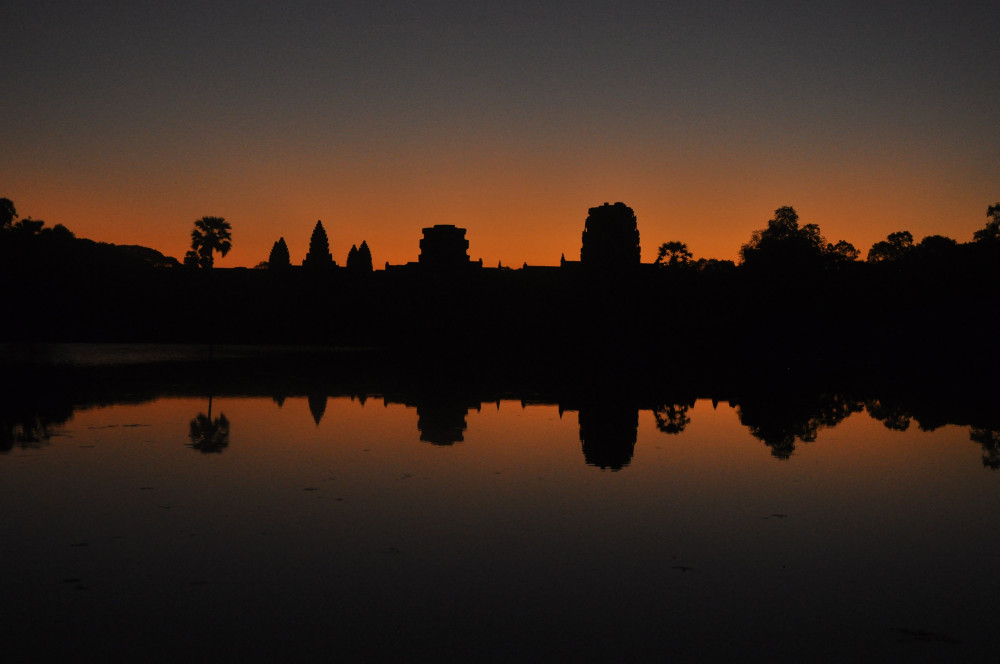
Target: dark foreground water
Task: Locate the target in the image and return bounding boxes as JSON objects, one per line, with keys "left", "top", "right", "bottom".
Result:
{"left": 2, "top": 345, "right": 998, "bottom": 662}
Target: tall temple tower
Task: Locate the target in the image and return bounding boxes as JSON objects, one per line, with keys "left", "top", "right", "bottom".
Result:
{"left": 418, "top": 224, "right": 471, "bottom": 269}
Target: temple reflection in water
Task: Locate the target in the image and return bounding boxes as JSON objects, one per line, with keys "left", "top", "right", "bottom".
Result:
{"left": 3, "top": 345, "right": 999, "bottom": 472}
{"left": 4, "top": 345, "right": 1000, "bottom": 661}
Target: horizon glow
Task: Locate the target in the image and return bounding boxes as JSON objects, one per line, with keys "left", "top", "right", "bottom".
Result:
{"left": 3, "top": 1, "right": 997, "bottom": 268}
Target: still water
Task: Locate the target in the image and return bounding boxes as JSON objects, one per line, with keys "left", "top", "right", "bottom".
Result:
{"left": 2, "top": 346, "right": 998, "bottom": 661}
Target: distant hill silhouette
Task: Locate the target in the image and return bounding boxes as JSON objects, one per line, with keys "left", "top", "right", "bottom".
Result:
{"left": 105, "top": 243, "right": 181, "bottom": 268}
{"left": 1, "top": 223, "right": 179, "bottom": 270}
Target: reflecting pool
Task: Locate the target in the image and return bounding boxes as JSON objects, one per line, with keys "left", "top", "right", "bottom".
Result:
{"left": 2, "top": 345, "right": 998, "bottom": 661}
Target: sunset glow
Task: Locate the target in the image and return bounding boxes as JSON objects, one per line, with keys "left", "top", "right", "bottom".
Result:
{"left": 4, "top": 1, "right": 997, "bottom": 267}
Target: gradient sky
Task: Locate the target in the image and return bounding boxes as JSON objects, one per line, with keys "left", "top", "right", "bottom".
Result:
{"left": 3, "top": 0, "right": 998, "bottom": 267}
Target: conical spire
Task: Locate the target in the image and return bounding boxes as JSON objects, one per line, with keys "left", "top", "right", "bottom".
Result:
{"left": 303, "top": 220, "right": 334, "bottom": 269}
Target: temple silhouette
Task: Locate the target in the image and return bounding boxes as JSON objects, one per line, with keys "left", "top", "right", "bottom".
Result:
{"left": 418, "top": 224, "right": 476, "bottom": 269}
{"left": 2, "top": 197, "right": 998, "bottom": 372}
{"left": 381, "top": 202, "right": 644, "bottom": 276}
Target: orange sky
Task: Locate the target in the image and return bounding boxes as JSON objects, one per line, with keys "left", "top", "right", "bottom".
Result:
{"left": 9, "top": 151, "right": 994, "bottom": 268}
{"left": 4, "top": 2, "right": 997, "bottom": 267}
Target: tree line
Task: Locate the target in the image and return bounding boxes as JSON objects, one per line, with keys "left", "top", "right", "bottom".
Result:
{"left": 650, "top": 202, "right": 1000, "bottom": 272}
{"left": 3, "top": 195, "right": 997, "bottom": 272}
{"left": 2, "top": 194, "right": 998, "bottom": 360}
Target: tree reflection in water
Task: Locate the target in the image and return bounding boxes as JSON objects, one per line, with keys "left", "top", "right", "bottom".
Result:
{"left": 735, "top": 393, "right": 863, "bottom": 459}
{"left": 188, "top": 395, "right": 230, "bottom": 454}
{"left": 653, "top": 403, "right": 691, "bottom": 435}
{"left": 970, "top": 428, "right": 1000, "bottom": 469}
{"left": 1, "top": 392, "right": 72, "bottom": 454}
{"left": 865, "top": 399, "right": 912, "bottom": 431}
{"left": 4, "top": 350, "right": 999, "bottom": 473}
{"left": 2, "top": 414, "right": 58, "bottom": 452}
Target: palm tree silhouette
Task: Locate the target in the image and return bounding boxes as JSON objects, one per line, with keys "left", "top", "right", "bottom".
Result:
{"left": 190, "top": 216, "right": 232, "bottom": 268}
{"left": 188, "top": 395, "right": 230, "bottom": 453}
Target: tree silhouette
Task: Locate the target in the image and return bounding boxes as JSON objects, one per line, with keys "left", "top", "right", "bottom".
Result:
{"left": 580, "top": 202, "right": 640, "bottom": 269}
{"left": 912, "top": 234, "right": 958, "bottom": 264}
{"left": 825, "top": 239, "right": 860, "bottom": 263}
{"left": 303, "top": 220, "right": 334, "bottom": 269}
{"left": 867, "top": 231, "right": 913, "bottom": 262}
{"left": 654, "top": 241, "right": 692, "bottom": 266}
{"left": 187, "top": 396, "right": 230, "bottom": 453}
{"left": 268, "top": 237, "right": 291, "bottom": 269}
{"left": 0, "top": 197, "right": 17, "bottom": 230}
{"left": 190, "top": 216, "right": 232, "bottom": 268}
{"left": 9, "top": 217, "right": 44, "bottom": 237}
{"left": 739, "top": 206, "right": 829, "bottom": 269}
{"left": 973, "top": 203, "right": 1000, "bottom": 243}
{"left": 47, "top": 223, "right": 75, "bottom": 241}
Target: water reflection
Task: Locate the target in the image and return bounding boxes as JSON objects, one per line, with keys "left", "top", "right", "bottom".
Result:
{"left": 307, "top": 392, "right": 327, "bottom": 425}
{"left": 971, "top": 428, "right": 1000, "bottom": 469}
{"left": 1, "top": 403, "right": 70, "bottom": 453}
{"left": 382, "top": 392, "right": 482, "bottom": 445}
{"left": 733, "top": 393, "right": 863, "bottom": 459}
{"left": 652, "top": 403, "right": 691, "bottom": 435}
{"left": 2, "top": 346, "right": 999, "bottom": 472}
{"left": 415, "top": 400, "right": 474, "bottom": 445}
{"left": 3, "top": 345, "right": 1000, "bottom": 660}
{"left": 188, "top": 395, "right": 230, "bottom": 454}
{"left": 578, "top": 401, "right": 638, "bottom": 470}
{"left": 0, "top": 382, "right": 73, "bottom": 453}
{"left": 865, "top": 399, "right": 912, "bottom": 431}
